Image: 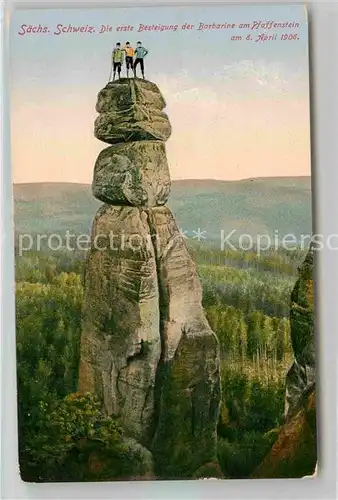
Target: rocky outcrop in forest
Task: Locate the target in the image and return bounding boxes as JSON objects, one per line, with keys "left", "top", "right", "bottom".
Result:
{"left": 252, "top": 246, "right": 317, "bottom": 478}
{"left": 78, "top": 78, "right": 221, "bottom": 479}
{"left": 285, "top": 247, "right": 315, "bottom": 420}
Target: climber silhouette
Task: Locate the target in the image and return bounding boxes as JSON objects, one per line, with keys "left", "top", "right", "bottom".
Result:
{"left": 124, "top": 41, "right": 135, "bottom": 78}
{"left": 133, "top": 41, "right": 148, "bottom": 79}
{"left": 109, "top": 42, "right": 124, "bottom": 82}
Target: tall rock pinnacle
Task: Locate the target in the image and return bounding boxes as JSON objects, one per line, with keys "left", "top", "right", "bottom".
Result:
{"left": 285, "top": 246, "right": 315, "bottom": 419}
{"left": 78, "top": 78, "right": 221, "bottom": 479}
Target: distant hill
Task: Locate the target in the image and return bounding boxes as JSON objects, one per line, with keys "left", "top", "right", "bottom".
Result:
{"left": 13, "top": 177, "right": 312, "bottom": 245}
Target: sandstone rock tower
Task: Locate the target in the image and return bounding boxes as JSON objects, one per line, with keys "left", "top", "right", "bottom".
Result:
{"left": 284, "top": 245, "right": 315, "bottom": 420}
{"left": 78, "top": 78, "right": 221, "bottom": 479}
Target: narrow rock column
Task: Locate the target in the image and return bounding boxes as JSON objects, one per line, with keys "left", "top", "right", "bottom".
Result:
{"left": 149, "top": 206, "right": 221, "bottom": 478}
{"left": 285, "top": 246, "right": 316, "bottom": 419}
{"left": 79, "top": 78, "right": 170, "bottom": 447}
{"left": 78, "top": 78, "right": 221, "bottom": 478}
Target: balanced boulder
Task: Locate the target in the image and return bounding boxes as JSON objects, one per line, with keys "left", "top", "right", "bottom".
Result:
{"left": 92, "top": 141, "right": 171, "bottom": 207}
{"left": 94, "top": 79, "right": 171, "bottom": 144}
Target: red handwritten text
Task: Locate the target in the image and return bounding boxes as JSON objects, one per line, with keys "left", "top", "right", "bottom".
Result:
{"left": 18, "top": 24, "right": 49, "bottom": 35}
{"left": 54, "top": 24, "right": 95, "bottom": 35}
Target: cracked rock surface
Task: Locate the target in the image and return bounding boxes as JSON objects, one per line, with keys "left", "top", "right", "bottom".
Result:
{"left": 285, "top": 246, "right": 315, "bottom": 419}
{"left": 78, "top": 78, "right": 221, "bottom": 478}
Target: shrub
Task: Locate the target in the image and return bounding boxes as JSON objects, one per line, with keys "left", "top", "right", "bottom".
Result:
{"left": 217, "top": 430, "right": 278, "bottom": 479}
{"left": 19, "top": 392, "right": 125, "bottom": 482}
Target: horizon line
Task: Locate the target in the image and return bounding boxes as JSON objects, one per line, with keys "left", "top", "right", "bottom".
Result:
{"left": 13, "top": 175, "right": 311, "bottom": 186}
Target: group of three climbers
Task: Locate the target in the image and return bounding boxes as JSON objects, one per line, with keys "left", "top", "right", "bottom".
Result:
{"left": 109, "top": 41, "right": 148, "bottom": 82}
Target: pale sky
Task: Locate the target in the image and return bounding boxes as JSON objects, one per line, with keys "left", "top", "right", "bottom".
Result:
{"left": 10, "top": 4, "right": 311, "bottom": 183}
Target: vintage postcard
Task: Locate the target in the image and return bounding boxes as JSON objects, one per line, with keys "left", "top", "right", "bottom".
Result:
{"left": 11, "top": 4, "right": 316, "bottom": 481}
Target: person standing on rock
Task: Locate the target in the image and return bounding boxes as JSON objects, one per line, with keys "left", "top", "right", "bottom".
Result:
{"left": 124, "top": 42, "right": 135, "bottom": 78}
{"left": 109, "top": 42, "right": 124, "bottom": 82}
{"left": 133, "top": 41, "right": 148, "bottom": 79}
